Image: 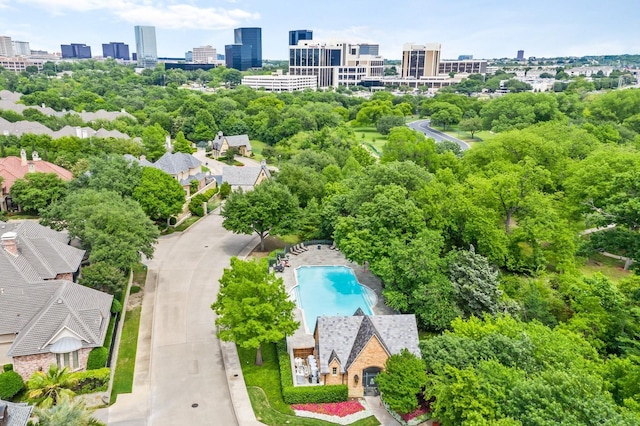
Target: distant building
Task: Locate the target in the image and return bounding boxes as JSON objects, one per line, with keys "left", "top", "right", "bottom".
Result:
{"left": 517, "top": 50, "right": 525, "bottom": 60}
{"left": 401, "top": 43, "right": 441, "bottom": 78}
{"left": 185, "top": 51, "right": 193, "bottom": 62}
{"left": 358, "top": 44, "right": 379, "bottom": 56}
{"left": 289, "top": 29, "right": 313, "bottom": 46}
{"left": 234, "top": 27, "right": 262, "bottom": 68}
{"left": 242, "top": 72, "right": 317, "bottom": 92}
{"left": 458, "top": 54, "right": 473, "bottom": 60}
{"left": 102, "top": 42, "right": 130, "bottom": 60}
{"left": 0, "top": 57, "right": 44, "bottom": 72}
{"left": 225, "top": 43, "right": 253, "bottom": 71}
{"left": 134, "top": 25, "right": 158, "bottom": 68}
{"left": 439, "top": 59, "right": 487, "bottom": 75}
{"left": 165, "top": 63, "right": 217, "bottom": 72}
{"left": 11, "top": 41, "right": 29, "bottom": 56}
{"left": 0, "top": 36, "right": 14, "bottom": 57}
{"left": 60, "top": 43, "right": 91, "bottom": 59}
{"left": 192, "top": 45, "right": 217, "bottom": 64}
{"left": 289, "top": 40, "right": 384, "bottom": 88}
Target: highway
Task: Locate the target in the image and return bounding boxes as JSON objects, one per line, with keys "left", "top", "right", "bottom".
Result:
{"left": 407, "top": 119, "right": 471, "bottom": 151}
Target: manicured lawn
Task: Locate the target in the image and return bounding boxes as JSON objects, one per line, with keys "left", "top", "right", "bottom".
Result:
{"left": 239, "top": 343, "right": 380, "bottom": 425}
{"left": 131, "top": 263, "right": 147, "bottom": 288}
{"left": 352, "top": 127, "right": 387, "bottom": 154}
{"left": 248, "top": 387, "right": 379, "bottom": 426}
{"left": 110, "top": 306, "right": 142, "bottom": 403}
{"left": 580, "top": 253, "right": 631, "bottom": 283}
{"left": 250, "top": 139, "right": 268, "bottom": 161}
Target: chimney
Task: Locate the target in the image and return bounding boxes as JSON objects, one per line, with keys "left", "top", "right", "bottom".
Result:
{"left": 20, "top": 149, "right": 27, "bottom": 166}
{"left": 75, "top": 127, "right": 82, "bottom": 138}
{"left": 27, "top": 162, "right": 35, "bottom": 173}
{"left": 1, "top": 232, "right": 19, "bottom": 256}
{"left": 32, "top": 150, "right": 40, "bottom": 161}
{"left": 140, "top": 155, "right": 146, "bottom": 162}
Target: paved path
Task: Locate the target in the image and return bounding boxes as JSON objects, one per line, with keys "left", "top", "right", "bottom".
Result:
{"left": 105, "top": 212, "right": 257, "bottom": 425}
{"left": 407, "top": 119, "right": 471, "bottom": 151}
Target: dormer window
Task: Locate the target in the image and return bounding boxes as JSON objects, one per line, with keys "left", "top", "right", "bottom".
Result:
{"left": 332, "top": 367, "right": 337, "bottom": 376}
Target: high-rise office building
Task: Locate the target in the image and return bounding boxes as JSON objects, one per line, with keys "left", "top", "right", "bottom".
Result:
{"left": 517, "top": 50, "right": 525, "bottom": 60}
{"left": 358, "top": 44, "right": 379, "bottom": 56}
{"left": 0, "top": 36, "right": 14, "bottom": 57}
{"left": 12, "top": 41, "right": 30, "bottom": 56}
{"left": 401, "top": 43, "right": 441, "bottom": 78}
{"left": 134, "top": 26, "right": 158, "bottom": 68}
{"left": 458, "top": 54, "right": 473, "bottom": 60}
{"left": 225, "top": 44, "right": 253, "bottom": 71}
{"left": 289, "top": 41, "right": 384, "bottom": 88}
{"left": 234, "top": 27, "right": 262, "bottom": 68}
{"left": 192, "top": 45, "right": 217, "bottom": 64}
{"left": 102, "top": 42, "right": 130, "bottom": 60}
{"left": 60, "top": 43, "right": 92, "bottom": 59}
{"left": 289, "top": 30, "right": 313, "bottom": 46}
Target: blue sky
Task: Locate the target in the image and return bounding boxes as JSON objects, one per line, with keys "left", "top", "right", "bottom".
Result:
{"left": 0, "top": 0, "right": 638, "bottom": 60}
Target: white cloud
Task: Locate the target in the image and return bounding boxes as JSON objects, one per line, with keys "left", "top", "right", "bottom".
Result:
{"left": 15, "top": 0, "right": 259, "bottom": 29}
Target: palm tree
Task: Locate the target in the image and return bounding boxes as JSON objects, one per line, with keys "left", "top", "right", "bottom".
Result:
{"left": 34, "top": 394, "right": 105, "bottom": 426}
{"left": 27, "top": 364, "right": 79, "bottom": 408}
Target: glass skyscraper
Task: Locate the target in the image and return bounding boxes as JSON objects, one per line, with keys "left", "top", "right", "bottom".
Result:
{"left": 102, "top": 42, "right": 130, "bottom": 60}
{"left": 134, "top": 26, "right": 157, "bottom": 68}
{"left": 289, "top": 30, "right": 313, "bottom": 46}
{"left": 233, "top": 27, "right": 262, "bottom": 68}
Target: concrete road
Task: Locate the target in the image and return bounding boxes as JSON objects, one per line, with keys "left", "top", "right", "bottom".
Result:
{"left": 407, "top": 119, "right": 471, "bottom": 151}
{"left": 106, "top": 212, "right": 257, "bottom": 425}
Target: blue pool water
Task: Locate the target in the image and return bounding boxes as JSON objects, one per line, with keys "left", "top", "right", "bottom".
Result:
{"left": 292, "top": 266, "right": 376, "bottom": 331}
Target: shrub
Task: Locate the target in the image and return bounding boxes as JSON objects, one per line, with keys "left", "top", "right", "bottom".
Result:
{"left": 219, "top": 182, "right": 231, "bottom": 199}
{"left": 0, "top": 371, "right": 24, "bottom": 399}
{"left": 276, "top": 341, "right": 348, "bottom": 404}
{"left": 3, "top": 364, "right": 13, "bottom": 372}
{"left": 188, "top": 188, "right": 218, "bottom": 217}
{"left": 130, "top": 286, "right": 141, "bottom": 294}
{"left": 111, "top": 298, "right": 123, "bottom": 314}
{"left": 87, "top": 347, "right": 109, "bottom": 370}
{"left": 70, "top": 368, "right": 110, "bottom": 395}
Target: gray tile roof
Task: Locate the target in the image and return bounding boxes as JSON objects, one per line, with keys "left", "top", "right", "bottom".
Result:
{"left": 0, "top": 399, "right": 33, "bottom": 426}
{"left": 315, "top": 312, "right": 420, "bottom": 374}
{"left": 224, "top": 134, "right": 252, "bottom": 151}
{"left": 0, "top": 221, "right": 84, "bottom": 281}
{"left": 180, "top": 172, "right": 206, "bottom": 186}
{"left": 5, "top": 280, "right": 113, "bottom": 357}
{"left": 152, "top": 152, "right": 201, "bottom": 176}
{"left": 222, "top": 162, "right": 270, "bottom": 188}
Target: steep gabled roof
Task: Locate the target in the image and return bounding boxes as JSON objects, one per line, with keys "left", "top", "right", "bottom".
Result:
{"left": 6, "top": 280, "right": 112, "bottom": 357}
{"left": 222, "top": 161, "right": 271, "bottom": 188}
{"left": 152, "top": 152, "right": 201, "bottom": 176}
{"left": 315, "top": 311, "right": 420, "bottom": 375}
{"left": 224, "top": 134, "right": 252, "bottom": 151}
{"left": 344, "top": 315, "right": 391, "bottom": 370}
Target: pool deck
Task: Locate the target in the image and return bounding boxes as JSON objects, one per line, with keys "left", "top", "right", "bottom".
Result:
{"left": 281, "top": 244, "right": 396, "bottom": 350}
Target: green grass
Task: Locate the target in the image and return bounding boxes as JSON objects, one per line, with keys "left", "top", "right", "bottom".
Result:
{"left": 579, "top": 253, "right": 631, "bottom": 283}
{"left": 163, "top": 216, "right": 201, "bottom": 234}
{"left": 250, "top": 139, "right": 268, "bottom": 161}
{"left": 110, "top": 306, "right": 142, "bottom": 403}
{"left": 352, "top": 127, "right": 388, "bottom": 153}
{"left": 131, "top": 263, "right": 147, "bottom": 288}
{"left": 248, "top": 387, "right": 380, "bottom": 426}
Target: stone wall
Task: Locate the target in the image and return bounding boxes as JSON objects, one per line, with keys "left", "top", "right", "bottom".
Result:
{"left": 345, "top": 335, "right": 388, "bottom": 398}
{"left": 13, "top": 347, "right": 92, "bottom": 380}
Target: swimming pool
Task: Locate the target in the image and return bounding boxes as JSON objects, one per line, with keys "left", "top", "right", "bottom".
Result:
{"left": 291, "top": 266, "right": 377, "bottom": 332}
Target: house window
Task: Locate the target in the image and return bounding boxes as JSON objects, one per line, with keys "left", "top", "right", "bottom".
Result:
{"left": 332, "top": 367, "right": 337, "bottom": 376}
{"left": 56, "top": 351, "right": 80, "bottom": 370}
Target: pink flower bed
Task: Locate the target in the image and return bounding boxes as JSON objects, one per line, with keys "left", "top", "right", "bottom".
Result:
{"left": 400, "top": 407, "right": 428, "bottom": 422}
{"left": 292, "top": 401, "right": 365, "bottom": 418}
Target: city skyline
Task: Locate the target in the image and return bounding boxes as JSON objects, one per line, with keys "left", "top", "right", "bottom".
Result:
{"left": 0, "top": 0, "right": 638, "bottom": 60}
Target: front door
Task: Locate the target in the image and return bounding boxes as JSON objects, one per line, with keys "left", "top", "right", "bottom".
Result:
{"left": 363, "top": 367, "right": 381, "bottom": 396}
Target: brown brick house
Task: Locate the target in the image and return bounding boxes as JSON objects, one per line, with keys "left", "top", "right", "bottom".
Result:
{"left": 304, "top": 309, "right": 420, "bottom": 397}
{"left": 0, "top": 221, "right": 112, "bottom": 380}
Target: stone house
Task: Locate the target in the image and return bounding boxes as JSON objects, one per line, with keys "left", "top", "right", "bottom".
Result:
{"left": 296, "top": 309, "right": 420, "bottom": 398}
{"left": 218, "top": 160, "right": 271, "bottom": 191}
{"left": 211, "top": 132, "right": 252, "bottom": 158}
{"left": 0, "top": 150, "right": 73, "bottom": 211}
{"left": 126, "top": 152, "right": 206, "bottom": 196}
{"left": 0, "top": 221, "right": 112, "bottom": 380}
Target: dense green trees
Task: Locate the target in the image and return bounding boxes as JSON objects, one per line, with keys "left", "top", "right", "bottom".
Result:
{"left": 9, "top": 172, "right": 68, "bottom": 213}
{"left": 212, "top": 257, "right": 298, "bottom": 365}
{"left": 376, "top": 349, "right": 427, "bottom": 414}
{"left": 133, "top": 167, "right": 186, "bottom": 223}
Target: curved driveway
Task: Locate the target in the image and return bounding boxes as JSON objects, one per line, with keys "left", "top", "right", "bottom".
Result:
{"left": 407, "top": 119, "right": 470, "bottom": 151}
{"left": 107, "top": 212, "right": 257, "bottom": 426}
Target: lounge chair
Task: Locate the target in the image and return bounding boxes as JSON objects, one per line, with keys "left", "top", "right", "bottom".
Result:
{"left": 329, "top": 242, "right": 336, "bottom": 250}
{"left": 290, "top": 244, "right": 302, "bottom": 255}
{"left": 299, "top": 243, "right": 309, "bottom": 252}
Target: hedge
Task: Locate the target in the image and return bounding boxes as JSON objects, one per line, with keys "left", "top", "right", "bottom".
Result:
{"left": 2, "top": 364, "right": 12, "bottom": 372}
{"left": 70, "top": 368, "right": 110, "bottom": 395}
{"left": 87, "top": 347, "right": 109, "bottom": 370}
{"left": 276, "top": 341, "right": 348, "bottom": 404}
{"left": 0, "top": 371, "right": 24, "bottom": 399}
{"left": 188, "top": 188, "right": 218, "bottom": 217}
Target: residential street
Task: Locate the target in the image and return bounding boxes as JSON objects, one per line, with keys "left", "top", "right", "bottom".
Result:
{"left": 105, "top": 212, "right": 258, "bottom": 425}
{"left": 407, "top": 119, "right": 471, "bottom": 151}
